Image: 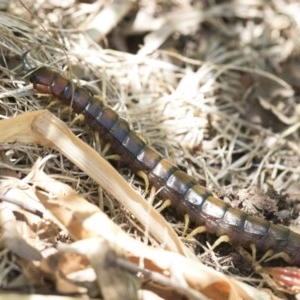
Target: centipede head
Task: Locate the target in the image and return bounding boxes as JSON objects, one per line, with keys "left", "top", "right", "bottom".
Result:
{"left": 28, "top": 67, "right": 56, "bottom": 94}
{"left": 22, "top": 49, "right": 52, "bottom": 90}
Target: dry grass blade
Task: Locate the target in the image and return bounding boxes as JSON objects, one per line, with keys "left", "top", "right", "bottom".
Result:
{"left": 0, "top": 200, "right": 41, "bottom": 261}
{"left": 0, "top": 110, "right": 274, "bottom": 299}
{"left": 0, "top": 295, "right": 83, "bottom": 300}
{"left": 86, "top": 1, "right": 136, "bottom": 42}
{"left": 1, "top": 0, "right": 300, "bottom": 298}
{"left": 0, "top": 110, "right": 185, "bottom": 255}
{"left": 59, "top": 238, "right": 139, "bottom": 300}
{"left": 0, "top": 152, "right": 42, "bottom": 261}
{"left": 31, "top": 166, "right": 271, "bottom": 300}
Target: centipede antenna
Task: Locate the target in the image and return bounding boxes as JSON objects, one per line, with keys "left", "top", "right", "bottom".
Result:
{"left": 22, "top": 47, "right": 44, "bottom": 72}
{"left": 22, "top": 49, "right": 33, "bottom": 71}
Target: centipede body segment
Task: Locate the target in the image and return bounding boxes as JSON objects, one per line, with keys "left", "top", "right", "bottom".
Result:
{"left": 28, "top": 66, "right": 300, "bottom": 266}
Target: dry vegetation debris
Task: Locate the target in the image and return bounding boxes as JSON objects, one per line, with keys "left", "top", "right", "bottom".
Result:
{"left": 0, "top": 0, "right": 300, "bottom": 299}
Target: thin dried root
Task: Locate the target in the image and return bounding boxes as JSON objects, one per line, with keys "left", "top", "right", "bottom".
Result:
{"left": 137, "top": 170, "right": 149, "bottom": 193}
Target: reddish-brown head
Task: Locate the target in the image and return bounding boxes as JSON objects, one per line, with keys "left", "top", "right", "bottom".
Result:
{"left": 29, "top": 67, "right": 70, "bottom": 98}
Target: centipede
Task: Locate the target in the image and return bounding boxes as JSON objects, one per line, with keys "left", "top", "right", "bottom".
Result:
{"left": 27, "top": 66, "right": 300, "bottom": 267}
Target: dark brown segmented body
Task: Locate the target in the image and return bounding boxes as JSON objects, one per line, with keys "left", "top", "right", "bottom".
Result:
{"left": 29, "top": 67, "right": 300, "bottom": 266}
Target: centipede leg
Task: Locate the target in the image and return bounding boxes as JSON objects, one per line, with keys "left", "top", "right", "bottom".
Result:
{"left": 104, "top": 154, "right": 121, "bottom": 161}
{"left": 94, "top": 95, "right": 107, "bottom": 106}
{"left": 184, "top": 225, "right": 230, "bottom": 253}
{"left": 71, "top": 113, "right": 85, "bottom": 125}
{"left": 246, "top": 245, "right": 295, "bottom": 294}
{"left": 248, "top": 243, "right": 291, "bottom": 267}
{"left": 136, "top": 170, "right": 150, "bottom": 194}
{"left": 184, "top": 225, "right": 207, "bottom": 240}
{"left": 92, "top": 140, "right": 121, "bottom": 161}
{"left": 101, "top": 143, "right": 111, "bottom": 157}
{"left": 210, "top": 235, "right": 231, "bottom": 250}
{"left": 249, "top": 244, "right": 259, "bottom": 269}
{"left": 182, "top": 213, "right": 190, "bottom": 236}
{"left": 263, "top": 251, "right": 291, "bottom": 265}
{"left": 147, "top": 186, "right": 157, "bottom": 206}
{"left": 235, "top": 243, "right": 265, "bottom": 273}
{"left": 256, "top": 248, "right": 274, "bottom": 265}
{"left": 156, "top": 199, "right": 172, "bottom": 213}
